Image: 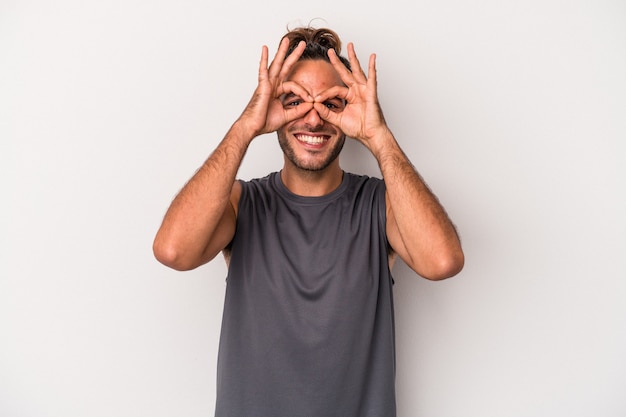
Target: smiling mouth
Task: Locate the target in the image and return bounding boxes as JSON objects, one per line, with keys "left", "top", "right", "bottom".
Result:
{"left": 295, "top": 134, "right": 329, "bottom": 145}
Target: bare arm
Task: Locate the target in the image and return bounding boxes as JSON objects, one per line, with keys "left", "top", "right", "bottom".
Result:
{"left": 375, "top": 131, "right": 464, "bottom": 280}
{"left": 152, "top": 126, "right": 247, "bottom": 271}
{"left": 314, "top": 44, "right": 464, "bottom": 280}
{"left": 153, "top": 39, "right": 313, "bottom": 271}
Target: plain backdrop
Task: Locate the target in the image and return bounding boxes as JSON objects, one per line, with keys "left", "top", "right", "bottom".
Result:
{"left": 1, "top": 1, "right": 625, "bottom": 416}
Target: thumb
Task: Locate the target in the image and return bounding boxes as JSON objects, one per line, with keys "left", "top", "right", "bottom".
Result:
{"left": 313, "top": 102, "right": 341, "bottom": 126}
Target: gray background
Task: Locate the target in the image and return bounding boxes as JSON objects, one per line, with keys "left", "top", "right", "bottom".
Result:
{"left": 2, "top": 0, "right": 625, "bottom": 416}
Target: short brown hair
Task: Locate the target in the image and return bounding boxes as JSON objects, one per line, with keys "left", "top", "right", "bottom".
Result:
{"left": 281, "top": 27, "right": 351, "bottom": 70}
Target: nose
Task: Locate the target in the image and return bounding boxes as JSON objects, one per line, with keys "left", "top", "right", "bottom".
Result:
{"left": 303, "top": 107, "right": 323, "bottom": 128}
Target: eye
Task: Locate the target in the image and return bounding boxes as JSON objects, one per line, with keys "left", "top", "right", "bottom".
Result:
{"left": 282, "top": 94, "right": 304, "bottom": 108}
{"left": 286, "top": 99, "right": 302, "bottom": 107}
{"left": 323, "top": 99, "right": 346, "bottom": 112}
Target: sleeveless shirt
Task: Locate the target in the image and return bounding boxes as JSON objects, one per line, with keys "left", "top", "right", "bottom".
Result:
{"left": 215, "top": 172, "right": 396, "bottom": 417}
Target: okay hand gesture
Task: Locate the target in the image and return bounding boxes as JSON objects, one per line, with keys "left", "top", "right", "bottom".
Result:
{"left": 312, "top": 43, "right": 390, "bottom": 150}
{"left": 239, "top": 38, "right": 314, "bottom": 137}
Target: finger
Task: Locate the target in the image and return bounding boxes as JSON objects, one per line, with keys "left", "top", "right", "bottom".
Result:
{"left": 258, "top": 45, "right": 269, "bottom": 82}
{"left": 277, "top": 40, "right": 306, "bottom": 80}
{"left": 284, "top": 102, "right": 314, "bottom": 123}
{"left": 327, "top": 48, "right": 355, "bottom": 84}
{"left": 267, "top": 37, "right": 290, "bottom": 79}
{"left": 277, "top": 80, "right": 314, "bottom": 102}
{"left": 312, "top": 102, "right": 342, "bottom": 127}
{"left": 271, "top": 103, "right": 315, "bottom": 132}
{"left": 367, "top": 53, "right": 378, "bottom": 90}
{"left": 346, "top": 43, "right": 367, "bottom": 84}
{"left": 314, "top": 85, "right": 349, "bottom": 103}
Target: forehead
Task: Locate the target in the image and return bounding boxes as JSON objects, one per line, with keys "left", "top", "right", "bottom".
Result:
{"left": 285, "top": 59, "right": 344, "bottom": 94}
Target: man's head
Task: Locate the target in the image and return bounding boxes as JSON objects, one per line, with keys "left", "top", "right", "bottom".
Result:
{"left": 277, "top": 27, "right": 350, "bottom": 173}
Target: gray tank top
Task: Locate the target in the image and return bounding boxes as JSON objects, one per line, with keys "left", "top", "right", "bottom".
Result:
{"left": 215, "top": 172, "right": 396, "bottom": 417}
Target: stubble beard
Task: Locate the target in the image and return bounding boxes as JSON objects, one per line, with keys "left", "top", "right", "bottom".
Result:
{"left": 277, "top": 129, "right": 346, "bottom": 172}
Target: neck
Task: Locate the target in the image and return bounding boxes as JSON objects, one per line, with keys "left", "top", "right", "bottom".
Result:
{"left": 280, "top": 163, "right": 344, "bottom": 197}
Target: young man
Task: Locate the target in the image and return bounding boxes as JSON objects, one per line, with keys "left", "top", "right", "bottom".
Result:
{"left": 154, "top": 27, "right": 464, "bottom": 417}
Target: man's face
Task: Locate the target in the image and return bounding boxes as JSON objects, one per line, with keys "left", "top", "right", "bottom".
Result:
{"left": 277, "top": 59, "right": 346, "bottom": 172}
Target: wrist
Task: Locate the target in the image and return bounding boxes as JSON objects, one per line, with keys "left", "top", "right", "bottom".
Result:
{"left": 366, "top": 127, "right": 398, "bottom": 158}
{"left": 230, "top": 118, "right": 259, "bottom": 146}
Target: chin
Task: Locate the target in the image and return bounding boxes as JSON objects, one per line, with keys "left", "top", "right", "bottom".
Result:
{"left": 278, "top": 133, "right": 345, "bottom": 173}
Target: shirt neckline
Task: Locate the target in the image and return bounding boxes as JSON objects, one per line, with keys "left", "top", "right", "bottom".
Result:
{"left": 272, "top": 171, "right": 350, "bottom": 205}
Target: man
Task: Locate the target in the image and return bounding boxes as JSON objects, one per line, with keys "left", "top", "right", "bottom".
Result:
{"left": 154, "top": 26, "right": 464, "bottom": 417}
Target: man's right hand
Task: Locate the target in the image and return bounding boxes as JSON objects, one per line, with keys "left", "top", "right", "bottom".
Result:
{"left": 238, "top": 37, "right": 314, "bottom": 138}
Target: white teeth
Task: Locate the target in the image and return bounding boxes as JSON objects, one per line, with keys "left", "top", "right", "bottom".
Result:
{"left": 297, "top": 135, "right": 325, "bottom": 144}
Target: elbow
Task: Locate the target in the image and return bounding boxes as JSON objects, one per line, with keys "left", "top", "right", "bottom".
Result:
{"left": 153, "top": 237, "right": 197, "bottom": 272}
{"left": 421, "top": 248, "right": 465, "bottom": 281}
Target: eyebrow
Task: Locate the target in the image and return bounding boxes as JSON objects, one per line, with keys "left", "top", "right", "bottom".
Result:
{"left": 281, "top": 93, "right": 300, "bottom": 102}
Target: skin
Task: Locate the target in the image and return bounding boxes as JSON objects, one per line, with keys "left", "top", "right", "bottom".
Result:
{"left": 276, "top": 59, "right": 347, "bottom": 195}
{"left": 153, "top": 37, "right": 464, "bottom": 280}
{"left": 276, "top": 60, "right": 347, "bottom": 175}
